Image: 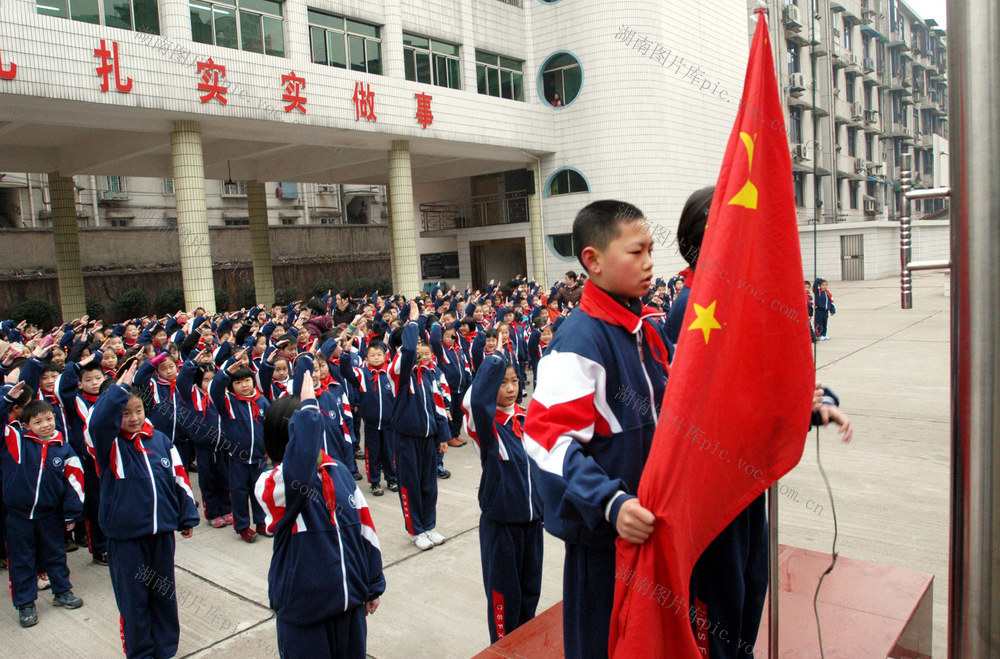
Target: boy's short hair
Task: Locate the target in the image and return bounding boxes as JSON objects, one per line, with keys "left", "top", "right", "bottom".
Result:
{"left": 80, "top": 359, "right": 104, "bottom": 375}
{"left": 21, "top": 399, "right": 55, "bottom": 424}
{"left": 532, "top": 317, "right": 548, "bottom": 330}
{"left": 263, "top": 394, "right": 301, "bottom": 465}
{"left": 571, "top": 200, "right": 645, "bottom": 270}
{"left": 366, "top": 342, "right": 386, "bottom": 355}
{"left": 42, "top": 362, "right": 63, "bottom": 375}
{"left": 228, "top": 367, "right": 255, "bottom": 386}
{"left": 7, "top": 383, "right": 34, "bottom": 407}
{"left": 677, "top": 186, "right": 715, "bottom": 269}
{"left": 459, "top": 317, "right": 477, "bottom": 332}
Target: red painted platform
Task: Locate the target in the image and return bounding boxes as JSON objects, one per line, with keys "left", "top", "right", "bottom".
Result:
{"left": 472, "top": 545, "right": 933, "bottom": 658}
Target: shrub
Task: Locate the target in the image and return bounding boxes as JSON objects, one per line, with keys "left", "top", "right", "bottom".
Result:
{"left": 240, "top": 285, "right": 257, "bottom": 309}
{"left": 85, "top": 297, "right": 104, "bottom": 320}
{"left": 214, "top": 290, "right": 230, "bottom": 312}
{"left": 12, "top": 299, "right": 59, "bottom": 328}
{"left": 114, "top": 289, "right": 149, "bottom": 321}
{"left": 272, "top": 286, "right": 299, "bottom": 307}
{"left": 310, "top": 279, "right": 339, "bottom": 299}
{"left": 154, "top": 288, "right": 186, "bottom": 316}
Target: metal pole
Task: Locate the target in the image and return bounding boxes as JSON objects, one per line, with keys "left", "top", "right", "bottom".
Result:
{"left": 768, "top": 483, "right": 779, "bottom": 659}
{"left": 899, "top": 154, "right": 913, "bottom": 309}
{"left": 89, "top": 175, "right": 100, "bottom": 227}
{"left": 25, "top": 173, "right": 35, "bottom": 228}
{"left": 947, "top": 0, "right": 1000, "bottom": 655}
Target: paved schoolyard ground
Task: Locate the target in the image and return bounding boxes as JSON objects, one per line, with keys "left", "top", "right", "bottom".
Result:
{"left": 1, "top": 273, "right": 952, "bottom": 658}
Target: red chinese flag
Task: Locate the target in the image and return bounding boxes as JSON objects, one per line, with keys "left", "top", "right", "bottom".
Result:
{"left": 608, "top": 12, "right": 814, "bottom": 657}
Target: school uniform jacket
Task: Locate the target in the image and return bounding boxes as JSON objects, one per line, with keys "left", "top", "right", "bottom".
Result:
{"left": 83, "top": 384, "right": 199, "bottom": 539}
{"left": 20, "top": 356, "right": 77, "bottom": 441}
{"left": 429, "top": 325, "right": 471, "bottom": 399}
{"left": 175, "top": 359, "right": 223, "bottom": 451}
{"left": 0, "top": 388, "right": 84, "bottom": 520}
{"left": 209, "top": 366, "right": 270, "bottom": 464}
{"left": 522, "top": 281, "right": 670, "bottom": 548}
{"left": 135, "top": 360, "right": 187, "bottom": 445}
{"left": 254, "top": 400, "right": 385, "bottom": 626}
{"left": 463, "top": 356, "right": 541, "bottom": 525}
{"left": 389, "top": 322, "right": 440, "bottom": 438}
{"left": 339, "top": 351, "right": 394, "bottom": 429}
{"left": 289, "top": 354, "right": 355, "bottom": 465}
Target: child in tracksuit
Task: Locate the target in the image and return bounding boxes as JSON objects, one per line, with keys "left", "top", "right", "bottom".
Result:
{"left": 254, "top": 372, "right": 385, "bottom": 658}
{"left": 86, "top": 362, "right": 199, "bottom": 657}
{"left": 75, "top": 353, "right": 109, "bottom": 563}
{"left": 211, "top": 351, "right": 271, "bottom": 543}
{"left": 523, "top": 200, "right": 671, "bottom": 659}
{"left": 176, "top": 352, "right": 232, "bottom": 528}
{"left": 430, "top": 322, "right": 471, "bottom": 448}
{"left": 813, "top": 278, "right": 836, "bottom": 340}
{"left": 390, "top": 302, "right": 447, "bottom": 551}
{"left": 0, "top": 384, "right": 86, "bottom": 627}
{"left": 463, "top": 355, "right": 542, "bottom": 643}
{"left": 340, "top": 342, "right": 398, "bottom": 496}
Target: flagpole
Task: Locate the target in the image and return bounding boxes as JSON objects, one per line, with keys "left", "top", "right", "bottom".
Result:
{"left": 767, "top": 483, "right": 779, "bottom": 658}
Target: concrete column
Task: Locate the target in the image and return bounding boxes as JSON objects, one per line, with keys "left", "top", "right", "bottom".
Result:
{"left": 382, "top": 0, "right": 405, "bottom": 79}
{"left": 387, "top": 141, "right": 420, "bottom": 294}
{"left": 459, "top": 0, "right": 477, "bottom": 93}
{"left": 283, "top": 1, "right": 311, "bottom": 62}
{"left": 247, "top": 180, "right": 276, "bottom": 307}
{"left": 527, "top": 161, "right": 547, "bottom": 285}
{"left": 170, "top": 120, "right": 216, "bottom": 314}
{"left": 48, "top": 173, "right": 87, "bottom": 321}
{"left": 158, "top": 0, "right": 190, "bottom": 41}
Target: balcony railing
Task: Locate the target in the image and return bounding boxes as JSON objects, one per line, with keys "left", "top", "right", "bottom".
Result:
{"left": 420, "top": 190, "right": 529, "bottom": 232}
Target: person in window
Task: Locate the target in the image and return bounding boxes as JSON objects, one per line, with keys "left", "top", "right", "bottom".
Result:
{"left": 550, "top": 93, "right": 564, "bottom": 107}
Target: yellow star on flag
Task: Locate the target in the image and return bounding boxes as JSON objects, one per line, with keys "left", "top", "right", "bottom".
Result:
{"left": 687, "top": 301, "right": 722, "bottom": 345}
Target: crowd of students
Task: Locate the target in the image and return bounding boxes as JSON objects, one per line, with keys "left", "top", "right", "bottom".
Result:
{"left": 0, "top": 191, "right": 851, "bottom": 658}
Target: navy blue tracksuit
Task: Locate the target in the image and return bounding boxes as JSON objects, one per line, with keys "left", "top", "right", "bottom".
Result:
{"left": 87, "top": 384, "right": 200, "bottom": 658}
{"left": 0, "top": 386, "right": 85, "bottom": 606}
{"left": 176, "top": 360, "right": 231, "bottom": 521}
{"left": 430, "top": 325, "right": 472, "bottom": 439}
{"left": 340, "top": 353, "right": 397, "bottom": 486}
{"left": 254, "top": 399, "right": 385, "bottom": 658}
{"left": 210, "top": 368, "right": 270, "bottom": 532}
{"left": 390, "top": 322, "right": 441, "bottom": 536}
{"left": 464, "top": 356, "right": 543, "bottom": 643}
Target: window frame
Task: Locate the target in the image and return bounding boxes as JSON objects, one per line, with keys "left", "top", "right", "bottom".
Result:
{"left": 36, "top": 0, "right": 161, "bottom": 32}
{"left": 190, "top": 0, "right": 284, "bottom": 57}
{"left": 475, "top": 50, "right": 524, "bottom": 101}
{"left": 404, "top": 32, "right": 461, "bottom": 90}
{"left": 539, "top": 51, "right": 583, "bottom": 108}
{"left": 308, "top": 10, "right": 381, "bottom": 74}
{"left": 544, "top": 168, "right": 590, "bottom": 198}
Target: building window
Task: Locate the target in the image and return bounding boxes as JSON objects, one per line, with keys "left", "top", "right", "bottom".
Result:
{"left": 404, "top": 33, "right": 460, "bottom": 89}
{"left": 849, "top": 181, "right": 859, "bottom": 209}
{"left": 222, "top": 180, "right": 247, "bottom": 196}
{"left": 845, "top": 74, "right": 855, "bottom": 103}
{"left": 548, "top": 233, "right": 575, "bottom": 258}
{"left": 843, "top": 17, "right": 853, "bottom": 50}
{"left": 280, "top": 217, "right": 297, "bottom": 225}
{"left": 786, "top": 40, "right": 800, "bottom": 74}
{"left": 308, "top": 10, "right": 381, "bottom": 74}
{"left": 865, "top": 133, "right": 874, "bottom": 160}
{"left": 162, "top": 178, "right": 175, "bottom": 195}
{"left": 108, "top": 217, "right": 131, "bottom": 228}
{"left": 545, "top": 168, "right": 588, "bottom": 197}
{"left": 36, "top": 0, "right": 160, "bottom": 32}
{"left": 789, "top": 106, "right": 803, "bottom": 144}
{"left": 190, "top": 0, "right": 284, "bottom": 57}
{"left": 793, "top": 172, "right": 805, "bottom": 207}
{"left": 476, "top": 51, "right": 524, "bottom": 101}
{"left": 224, "top": 217, "right": 250, "bottom": 226}
{"left": 540, "top": 52, "right": 582, "bottom": 107}
{"left": 103, "top": 176, "right": 126, "bottom": 192}
{"left": 847, "top": 127, "right": 857, "bottom": 157}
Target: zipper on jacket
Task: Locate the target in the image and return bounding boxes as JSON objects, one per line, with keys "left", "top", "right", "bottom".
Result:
{"left": 140, "top": 449, "right": 159, "bottom": 534}
{"left": 29, "top": 447, "right": 46, "bottom": 519}
{"left": 636, "top": 333, "right": 658, "bottom": 423}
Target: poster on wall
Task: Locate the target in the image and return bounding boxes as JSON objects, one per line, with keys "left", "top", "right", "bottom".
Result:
{"left": 420, "top": 251, "right": 460, "bottom": 280}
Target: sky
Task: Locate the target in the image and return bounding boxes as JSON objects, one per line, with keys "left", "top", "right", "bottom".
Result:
{"left": 902, "top": 0, "right": 947, "bottom": 28}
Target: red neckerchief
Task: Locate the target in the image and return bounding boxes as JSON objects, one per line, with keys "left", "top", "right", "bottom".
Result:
{"left": 154, "top": 376, "right": 176, "bottom": 401}
{"left": 503, "top": 339, "right": 515, "bottom": 355}
{"left": 465, "top": 330, "right": 478, "bottom": 343}
{"left": 121, "top": 420, "right": 154, "bottom": 455}
{"left": 233, "top": 390, "right": 263, "bottom": 420}
{"left": 367, "top": 362, "right": 389, "bottom": 375}
{"left": 539, "top": 340, "right": 549, "bottom": 351}
{"left": 578, "top": 280, "right": 671, "bottom": 372}
{"left": 115, "top": 349, "right": 126, "bottom": 356}
{"left": 413, "top": 359, "right": 433, "bottom": 385}
{"left": 272, "top": 379, "right": 288, "bottom": 396}
{"left": 124, "top": 339, "right": 137, "bottom": 347}
{"left": 318, "top": 450, "right": 340, "bottom": 526}
{"left": 495, "top": 405, "right": 526, "bottom": 438}
{"left": 678, "top": 267, "right": 694, "bottom": 285}
{"left": 319, "top": 373, "right": 336, "bottom": 394}
{"left": 104, "top": 367, "right": 117, "bottom": 379}
{"left": 547, "top": 307, "right": 560, "bottom": 324}
{"left": 80, "top": 391, "right": 100, "bottom": 404}
{"left": 25, "top": 430, "right": 64, "bottom": 470}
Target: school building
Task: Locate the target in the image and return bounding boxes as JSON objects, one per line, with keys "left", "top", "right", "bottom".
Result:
{"left": 0, "top": 0, "right": 948, "bottom": 320}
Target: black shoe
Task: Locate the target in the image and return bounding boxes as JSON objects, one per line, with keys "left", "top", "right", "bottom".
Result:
{"left": 64, "top": 538, "right": 79, "bottom": 553}
{"left": 92, "top": 553, "right": 109, "bottom": 566}
{"left": 370, "top": 484, "right": 384, "bottom": 496}
{"left": 354, "top": 450, "right": 365, "bottom": 459}
{"left": 437, "top": 466, "right": 451, "bottom": 479}
{"left": 353, "top": 472, "right": 362, "bottom": 481}
{"left": 18, "top": 603, "right": 37, "bottom": 627}
{"left": 53, "top": 591, "right": 84, "bottom": 609}
{"left": 188, "top": 462, "right": 198, "bottom": 473}
{"left": 387, "top": 482, "right": 399, "bottom": 492}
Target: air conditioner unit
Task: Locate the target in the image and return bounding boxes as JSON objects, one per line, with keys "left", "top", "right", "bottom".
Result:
{"left": 789, "top": 72, "right": 806, "bottom": 94}
{"left": 792, "top": 144, "right": 809, "bottom": 161}
{"left": 854, "top": 157, "right": 866, "bottom": 173}
{"left": 852, "top": 102, "right": 864, "bottom": 120}
{"left": 863, "top": 57, "right": 876, "bottom": 72}
{"left": 99, "top": 190, "right": 129, "bottom": 201}
{"left": 864, "top": 109, "right": 879, "bottom": 124}
{"left": 317, "top": 185, "right": 337, "bottom": 194}
{"left": 784, "top": 5, "right": 803, "bottom": 29}
{"left": 863, "top": 198, "right": 878, "bottom": 213}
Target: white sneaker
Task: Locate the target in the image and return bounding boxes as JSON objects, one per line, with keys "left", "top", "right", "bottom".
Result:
{"left": 425, "top": 529, "right": 446, "bottom": 546}
{"left": 413, "top": 533, "right": 434, "bottom": 551}
{"left": 37, "top": 573, "right": 51, "bottom": 591}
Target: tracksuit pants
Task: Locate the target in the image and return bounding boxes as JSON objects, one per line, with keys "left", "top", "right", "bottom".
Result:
{"left": 563, "top": 542, "right": 616, "bottom": 659}
{"left": 82, "top": 455, "right": 107, "bottom": 556}
{"left": 276, "top": 605, "right": 366, "bottom": 659}
{"left": 108, "top": 532, "right": 179, "bottom": 659}
{"left": 814, "top": 308, "right": 830, "bottom": 337}
{"left": 688, "top": 494, "right": 768, "bottom": 659}
{"left": 229, "top": 456, "right": 266, "bottom": 532}
{"left": 394, "top": 433, "right": 438, "bottom": 536}
{"left": 195, "top": 444, "right": 231, "bottom": 521}
{"left": 6, "top": 511, "right": 72, "bottom": 607}
{"left": 479, "top": 516, "right": 543, "bottom": 643}
{"left": 447, "top": 388, "right": 465, "bottom": 439}
{"left": 363, "top": 424, "right": 396, "bottom": 485}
